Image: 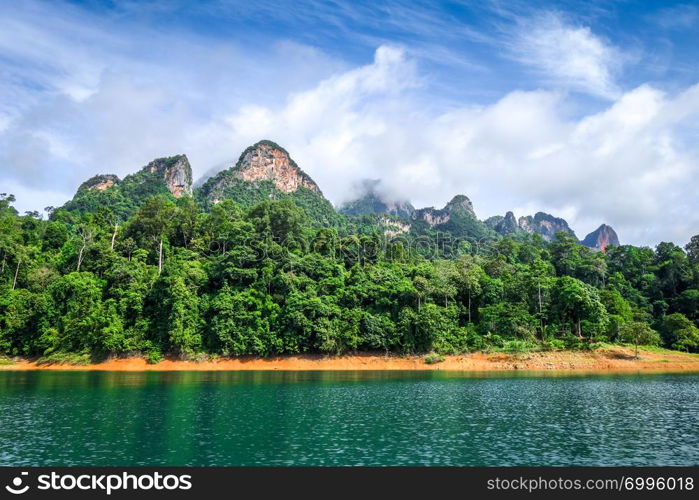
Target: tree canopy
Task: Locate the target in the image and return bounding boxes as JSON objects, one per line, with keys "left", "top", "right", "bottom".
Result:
{"left": 1, "top": 192, "right": 697, "bottom": 361}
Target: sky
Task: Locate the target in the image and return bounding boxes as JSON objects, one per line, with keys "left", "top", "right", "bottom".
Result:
{"left": 0, "top": 0, "right": 698, "bottom": 246}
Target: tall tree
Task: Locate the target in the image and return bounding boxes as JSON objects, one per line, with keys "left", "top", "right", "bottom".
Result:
{"left": 127, "top": 197, "right": 177, "bottom": 275}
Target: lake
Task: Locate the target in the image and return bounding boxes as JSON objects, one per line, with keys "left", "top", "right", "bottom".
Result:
{"left": 0, "top": 371, "right": 697, "bottom": 466}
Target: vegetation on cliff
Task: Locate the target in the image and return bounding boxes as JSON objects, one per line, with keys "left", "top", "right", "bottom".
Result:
{"left": 59, "top": 155, "right": 192, "bottom": 221}
{"left": 196, "top": 140, "right": 341, "bottom": 227}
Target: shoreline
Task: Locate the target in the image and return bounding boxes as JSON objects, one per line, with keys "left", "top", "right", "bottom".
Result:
{"left": 1, "top": 346, "right": 698, "bottom": 373}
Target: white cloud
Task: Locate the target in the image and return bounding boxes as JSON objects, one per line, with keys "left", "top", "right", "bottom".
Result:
{"left": 505, "top": 12, "right": 623, "bottom": 99}
{"left": 216, "top": 51, "right": 698, "bottom": 246}
{"left": 0, "top": 0, "right": 347, "bottom": 201}
{"left": 0, "top": 4, "right": 697, "bottom": 247}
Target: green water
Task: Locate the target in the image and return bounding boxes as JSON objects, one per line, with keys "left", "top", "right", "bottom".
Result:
{"left": 0, "top": 371, "right": 697, "bottom": 466}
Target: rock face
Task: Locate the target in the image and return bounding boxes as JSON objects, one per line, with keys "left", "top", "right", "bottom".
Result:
{"left": 62, "top": 155, "right": 193, "bottom": 220}
{"left": 195, "top": 140, "right": 340, "bottom": 226}
{"left": 412, "top": 207, "right": 451, "bottom": 227}
{"left": 235, "top": 141, "right": 320, "bottom": 194}
{"left": 518, "top": 212, "right": 577, "bottom": 241}
{"left": 378, "top": 217, "right": 411, "bottom": 237}
{"left": 412, "top": 195, "right": 475, "bottom": 227}
{"left": 582, "top": 224, "right": 619, "bottom": 252}
{"left": 200, "top": 140, "right": 321, "bottom": 204}
{"left": 144, "top": 155, "right": 193, "bottom": 198}
{"left": 338, "top": 179, "right": 414, "bottom": 218}
{"left": 81, "top": 174, "right": 121, "bottom": 192}
{"left": 444, "top": 194, "right": 475, "bottom": 216}
{"left": 494, "top": 211, "right": 519, "bottom": 235}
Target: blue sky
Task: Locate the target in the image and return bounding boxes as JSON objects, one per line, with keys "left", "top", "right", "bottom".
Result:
{"left": 1, "top": 0, "right": 698, "bottom": 245}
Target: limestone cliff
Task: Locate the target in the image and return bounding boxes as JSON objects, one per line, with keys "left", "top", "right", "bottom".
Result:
{"left": 518, "top": 212, "right": 577, "bottom": 241}
{"left": 412, "top": 194, "right": 475, "bottom": 227}
{"left": 79, "top": 174, "right": 121, "bottom": 192}
{"left": 199, "top": 140, "right": 322, "bottom": 205}
{"left": 412, "top": 207, "right": 451, "bottom": 227}
{"left": 196, "top": 140, "right": 339, "bottom": 226}
{"left": 582, "top": 224, "right": 620, "bottom": 252}
{"left": 143, "top": 155, "right": 193, "bottom": 198}
{"left": 488, "top": 211, "right": 519, "bottom": 235}
{"left": 62, "top": 155, "right": 193, "bottom": 220}
{"left": 378, "top": 216, "right": 411, "bottom": 237}
{"left": 444, "top": 194, "right": 475, "bottom": 216}
{"left": 237, "top": 142, "right": 319, "bottom": 194}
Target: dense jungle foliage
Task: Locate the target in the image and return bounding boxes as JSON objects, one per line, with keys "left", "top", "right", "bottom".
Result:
{"left": 0, "top": 191, "right": 697, "bottom": 362}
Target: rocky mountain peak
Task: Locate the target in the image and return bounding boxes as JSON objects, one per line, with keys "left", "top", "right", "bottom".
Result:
{"left": 81, "top": 174, "right": 121, "bottom": 192}
{"left": 234, "top": 140, "right": 320, "bottom": 194}
{"left": 495, "top": 211, "right": 519, "bottom": 235}
{"left": 518, "top": 212, "right": 577, "bottom": 241}
{"left": 412, "top": 194, "right": 477, "bottom": 227}
{"left": 143, "top": 155, "right": 193, "bottom": 198}
{"left": 444, "top": 194, "right": 475, "bottom": 216}
{"left": 582, "top": 224, "right": 620, "bottom": 252}
{"left": 195, "top": 141, "right": 337, "bottom": 224}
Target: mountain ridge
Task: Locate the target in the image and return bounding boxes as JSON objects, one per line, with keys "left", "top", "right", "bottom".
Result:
{"left": 59, "top": 154, "right": 193, "bottom": 220}
{"left": 194, "top": 140, "right": 339, "bottom": 226}
{"left": 59, "top": 139, "right": 620, "bottom": 247}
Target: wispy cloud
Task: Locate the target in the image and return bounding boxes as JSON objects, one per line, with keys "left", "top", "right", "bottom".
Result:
{"left": 0, "top": 1, "right": 698, "bottom": 247}
{"left": 504, "top": 11, "right": 624, "bottom": 99}
{"left": 0, "top": 0, "right": 346, "bottom": 194}
{"left": 655, "top": 3, "right": 699, "bottom": 30}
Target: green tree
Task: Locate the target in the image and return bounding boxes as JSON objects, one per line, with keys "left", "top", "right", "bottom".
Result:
{"left": 551, "top": 277, "right": 608, "bottom": 340}
{"left": 659, "top": 313, "right": 699, "bottom": 352}
{"left": 164, "top": 276, "right": 202, "bottom": 357}
{"left": 599, "top": 288, "right": 633, "bottom": 341}
{"left": 44, "top": 272, "right": 104, "bottom": 354}
{"left": 618, "top": 322, "right": 661, "bottom": 358}
{"left": 683, "top": 234, "right": 699, "bottom": 265}
{"left": 127, "top": 197, "right": 177, "bottom": 274}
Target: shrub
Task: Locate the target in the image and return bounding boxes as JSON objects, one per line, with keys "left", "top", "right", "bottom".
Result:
{"left": 147, "top": 350, "right": 163, "bottom": 364}
{"left": 37, "top": 351, "right": 92, "bottom": 365}
{"left": 424, "top": 352, "right": 445, "bottom": 364}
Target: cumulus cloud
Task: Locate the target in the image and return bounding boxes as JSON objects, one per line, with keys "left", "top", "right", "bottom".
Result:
{"left": 0, "top": 1, "right": 346, "bottom": 206}
{"left": 1, "top": 3, "right": 697, "bottom": 247}
{"left": 218, "top": 51, "right": 699, "bottom": 246}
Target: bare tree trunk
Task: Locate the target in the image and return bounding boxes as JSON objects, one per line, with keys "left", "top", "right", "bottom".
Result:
{"left": 576, "top": 319, "right": 582, "bottom": 338}
{"left": 538, "top": 284, "right": 544, "bottom": 336}
{"left": 467, "top": 292, "right": 471, "bottom": 323}
{"left": 111, "top": 223, "right": 118, "bottom": 250}
{"left": 158, "top": 238, "right": 163, "bottom": 275}
{"left": 1, "top": 253, "right": 5, "bottom": 274}
{"left": 77, "top": 244, "right": 85, "bottom": 271}
{"left": 12, "top": 259, "right": 20, "bottom": 290}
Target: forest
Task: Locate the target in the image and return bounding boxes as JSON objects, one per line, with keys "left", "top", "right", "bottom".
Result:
{"left": 0, "top": 189, "right": 698, "bottom": 363}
